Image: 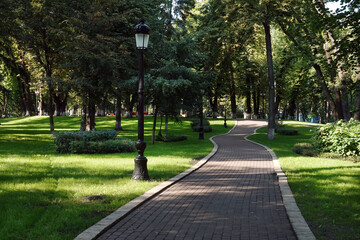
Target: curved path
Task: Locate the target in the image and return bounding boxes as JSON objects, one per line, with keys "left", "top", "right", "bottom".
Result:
{"left": 93, "top": 120, "right": 300, "bottom": 240}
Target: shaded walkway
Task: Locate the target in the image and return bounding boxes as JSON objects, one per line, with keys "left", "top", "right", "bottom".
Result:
{"left": 97, "top": 120, "right": 296, "bottom": 240}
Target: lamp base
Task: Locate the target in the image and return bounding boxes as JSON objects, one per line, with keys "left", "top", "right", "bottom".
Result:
{"left": 131, "top": 155, "right": 150, "bottom": 181}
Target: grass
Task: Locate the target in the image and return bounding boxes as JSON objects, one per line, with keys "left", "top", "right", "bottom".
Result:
{"left": 0, "top": 116, "right": 234, "bottom": 240}
{"left": 247, "top": 123, "right": 360, "bottom": 240}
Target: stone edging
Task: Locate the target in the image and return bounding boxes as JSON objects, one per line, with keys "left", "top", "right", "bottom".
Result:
{"left": 74, "top": 122, "right": 237, "bottom": 240}
{"left": 244, "top": 127, "right": 316, "bottom": 240}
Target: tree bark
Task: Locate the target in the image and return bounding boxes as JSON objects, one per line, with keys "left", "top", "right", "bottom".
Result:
{"left": 263, "top": 19, "right": 276, "bottom": 140}
{"left": 152, "top": 106, "right": 158, "bottom": 144}
{"left": 313, "top": 64, "right": 338, "bottom": 120}
{"left": 18, "top": 53, "right": 34, "bottom": 116}
{"left": 115, "top": 90, "right": 122, "bottom": 131}
{"left": 230, "top": 70, "right": 237, "bottom": 119}
{"left": 88, "top": 95, "right": 96, "bottom": 131}
{"left": 54, "top": 93, "right": 68, "bottom": 116}
{"left": 80, "top": 97, "right": 87, "bottom": 131}
{"left": 354, "top": 66, "right": 360, "bottom": 120}
{"left": 253, "top": 87, "right": 259, "bottom": 119}
{"left": 125, "top": 94, "right": 136, "bottom": 118}
{"left": 245, "top": 75, "right": 252, "bottom": 119}
{"left": 212, "top": 95, "right": 218, "bottom": 118}
{"left": 165, "top": 115, "right": 168, "bottom": 132}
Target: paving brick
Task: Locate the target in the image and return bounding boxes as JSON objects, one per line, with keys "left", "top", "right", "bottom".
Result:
{"left": 97, "top": 121, "right": 297, "bottom": 240}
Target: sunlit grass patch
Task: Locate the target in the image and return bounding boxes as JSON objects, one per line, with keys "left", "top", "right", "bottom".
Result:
{"left": 248, "top": 124, "right": 360, "bottom": 240}
{"left": 0, "top": 116, "right": 233, "bottom": 239}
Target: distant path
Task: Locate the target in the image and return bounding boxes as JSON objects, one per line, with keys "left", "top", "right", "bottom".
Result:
{"left": 96, "top": 120, "right": 297, "bottom": 240}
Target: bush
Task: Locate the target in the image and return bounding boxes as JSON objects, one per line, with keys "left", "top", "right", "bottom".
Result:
{"left": 69, "top": 139, "right": 136, "bottom": 154}
{"left": 156, "top": 134, "right": 187, "bottom": 142}
{"left": 191, "top": 119, "right": 212, "bottom": 132}
{"left": 313, "top": 119, "right": 360, "bottom": 157}
{"left": 276, "top": 129, "right": 298, "bottom": 135}
{"left": 53, "top": 130, "right": 118, "bottom": 153}
{"left": 293, "top": 142, "right": 318, "bottom": 156}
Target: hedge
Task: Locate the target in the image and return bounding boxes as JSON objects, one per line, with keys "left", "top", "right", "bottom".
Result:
{"left": 191, "top": 119, "right": 212, "bottom": 132}
{"left": 53, "top": 130, "right": 118, "bottom": 153}
{"left": 156, "top": 134, "right": 187, "bottom": 142}
{"left": 69, "top": 139, "right": 136, "bottom": 154}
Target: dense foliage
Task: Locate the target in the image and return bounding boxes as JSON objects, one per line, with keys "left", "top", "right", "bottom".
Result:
{"left": 292, "top": 142, "right": 318, "bottom": 156}
{"left": 1, "top": 0, "right": 359, "bottom": 139}
{"left": 155, "top": 134, "right": 187, "bottom": 142}
{"left": 69, "top": 139, "right": 136, "bottom": 154}
{"left": 190, "top": 119, "right": 212, "bottom": 132}
{"left": 313, "top": 119, "right": 360, "bottom": 156}
{"left": 54, "top": 130, "right": 118, "bottom": 153}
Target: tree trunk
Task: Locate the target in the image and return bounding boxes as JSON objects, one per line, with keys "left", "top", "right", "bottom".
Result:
{"left": 263, "top": 19, "right": 276, "bottom": 140}
{"left": 230, "top": 71, "right": 237, "bottom": 119}
{"left": 210, "top": 95, "right": 218, "bottom": 118}
{"left": 354, "top": 66, "right": 360, "bottom": 120}
{"left": 313, "top": 64, "right": 337, "bottom": 120}
{"left": 18, "top": 53, "right": 34, "bottom": 116}
{"left": 314, "top": 0, "right": 350, "bottom": 120}
{"left": 152, "top": 106, "right": 158, "bottom": 144}
{"left": 165, "top": 115, "right": 168, "bottom": 132}
{"left": 38, "top": 92, "right": 44, "bottom": 116}
{"left": 48, "top": 81, "right": 55, "bottom": 132}
{"left": 125, "top": 94, "right": 136, "bottom": 118}
{"left": 253, "top": 89, "right": 259, "bottom": 119}
{"left": 277, "top": 19, "right": 338, "bottom": 121}
{"left": 115, "top": 90, "right": 122, "bottom": 131}
{"left": 88, "top": 96, "right": 96, "bottom": 131}
{"left": 158, "top": 114, "right": 163, "bottom": 136}
{"left": 245, "top": 75, "right": 252, "bottom": 119}
{"left": 80, "top": 98, "right": 87, "bottom": 131}
{"left": 1, "top": 88, "right": 9, "bottom": 118}
{"left": 54, "top": 93, "right": 68, "bottom": 116}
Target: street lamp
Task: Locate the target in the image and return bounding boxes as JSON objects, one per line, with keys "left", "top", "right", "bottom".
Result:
{"left": 224, "top": 95, "right": 228, "bottom": 128}
{"left": 199, "top": 89, "right": 204, "bottom": 140}
{"left": 132, "top": 20, "right": 150, "bottom": 181}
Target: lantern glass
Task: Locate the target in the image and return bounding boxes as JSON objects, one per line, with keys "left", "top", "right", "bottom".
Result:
{"left": 135, "top": 33, "right": 149, "bottom": 49}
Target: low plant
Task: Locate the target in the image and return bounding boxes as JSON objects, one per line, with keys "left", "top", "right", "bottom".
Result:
{"left": 313, "top": 119, "right": 360, "bottom": 157}
{"left": 191, "top": 119, "right": 212, "bottom": 132}
{"left": 69, "top": 138, "right": 136, "bottom": 154}
{"left": 293, "top": 142, "right": 317, "bottom": 156}
{"left": 276, "top": 129, "right": 298, "bottom": 135}
{"left": 53, "top": 130, "right": 118, "bottom": 153}
{"left": 156, "top": 134, "right": 187, "bottom": 142}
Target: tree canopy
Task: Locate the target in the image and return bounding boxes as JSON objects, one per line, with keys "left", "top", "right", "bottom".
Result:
{"left": 1, "top": 0, "right": 359, "bottom": 136}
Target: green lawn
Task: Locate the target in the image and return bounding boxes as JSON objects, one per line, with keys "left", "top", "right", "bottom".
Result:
{"left": 0, "top": 116, "right": 234, "bottom": 240}
{"left": 247, "top": 123, "right": 360, "bottom": 240}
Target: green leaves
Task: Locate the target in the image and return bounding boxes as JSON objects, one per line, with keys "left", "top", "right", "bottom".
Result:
{"left": 313, "top": 119, "right": 360, "bottom": 157}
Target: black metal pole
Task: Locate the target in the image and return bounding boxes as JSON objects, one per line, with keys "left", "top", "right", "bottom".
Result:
{"left": 132, "top": 49, "right": 150, "bottom": 181}
{"left": 224, "top": 102, "right": 227, "bottom": 128}
{"left": 199, "top": 98, "right": 204, "bottom": 140}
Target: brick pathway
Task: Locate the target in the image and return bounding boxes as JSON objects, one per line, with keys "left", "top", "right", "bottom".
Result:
{"left": 97, "top": 120, "right": 296, "bottom": 240}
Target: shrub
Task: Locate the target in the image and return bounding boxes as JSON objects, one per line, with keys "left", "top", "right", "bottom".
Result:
{"left": 156, "top": 134, "right": 187, "bottom": 142}
{"left": 313, "top": 119, "right": 360, "bottom": 157}
{"left": 293, "top": 142, "right": 318, "bottom": 156}
{"left": 69, "top": 138, "right": 136, "bottom": 154}
{"left": 191, "top": 119, "right": 212, "bottom": 132}
{"left": 276, "top": 129, "right": 298, "bottom": 135}
{"left": 53, "top": 130, "right": 118, "bottom": 153}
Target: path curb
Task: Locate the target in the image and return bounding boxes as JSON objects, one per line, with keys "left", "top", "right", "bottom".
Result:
{"left": 74, "top": 123, "right": 237, "bottom": 240}
{"left": 245, "top": 127, "right": 316, "bottom": 240}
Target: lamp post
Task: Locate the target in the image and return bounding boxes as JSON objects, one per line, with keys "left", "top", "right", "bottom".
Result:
{"left": 199, "top": 89, "right": 204, "bottom": 140}
{"left": 132, "top": 20, "right": 150, "bottom": 181}
{"left": 224, "top": 95, "right": 228, "bottom": 128}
